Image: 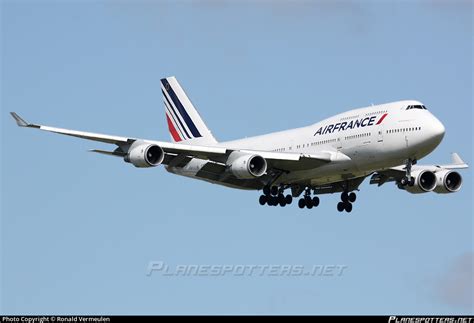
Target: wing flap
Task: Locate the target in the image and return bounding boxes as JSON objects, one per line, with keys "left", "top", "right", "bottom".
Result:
{"left": 89, "top": 149, "right": 127, "bottom": 157}
{"left": 195, "top": 161, "right": 227, "bottom": 181}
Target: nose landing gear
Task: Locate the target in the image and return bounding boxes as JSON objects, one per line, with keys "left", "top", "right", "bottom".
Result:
{"left": 400, "top": 158, "right": 417, "bottom": 187}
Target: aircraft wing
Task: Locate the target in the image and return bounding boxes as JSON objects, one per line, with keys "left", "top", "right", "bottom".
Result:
{"left": 10, "top": 112, "right": 346, "bottom": 172}
{"left": 369, "top": 153, "right": 468, "bottom": 186}
{"left": 11, "top": 112, "right": 132, "bottom": 144}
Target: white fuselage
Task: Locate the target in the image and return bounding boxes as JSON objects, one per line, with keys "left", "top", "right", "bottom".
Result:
{"left": 169, "top": 100, "right": 445, "bottom": 188}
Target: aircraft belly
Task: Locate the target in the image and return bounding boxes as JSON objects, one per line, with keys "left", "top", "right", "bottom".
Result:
{"left": 166, "top": 161, "right": 262, "bottom": 190}
{"left": 277, "top": 160, "right": 367, "bottom": 186}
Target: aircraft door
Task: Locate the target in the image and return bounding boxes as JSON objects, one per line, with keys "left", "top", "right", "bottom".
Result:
{"left": 377, "top": 127, "right": 384, "bottom": 143}
{"left": 336, "top": 137, "right": 343, "bottom": 150}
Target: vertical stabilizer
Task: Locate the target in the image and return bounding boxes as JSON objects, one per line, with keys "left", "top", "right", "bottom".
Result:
{"left": 161, "top": 76, "right": 218, "bottom": 145}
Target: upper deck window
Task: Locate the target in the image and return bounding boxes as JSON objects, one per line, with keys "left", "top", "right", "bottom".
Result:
{"left": 406, "top": 105, "right": 427, "bottom": 110}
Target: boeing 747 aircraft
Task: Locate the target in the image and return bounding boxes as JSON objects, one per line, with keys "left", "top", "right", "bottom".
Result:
{"left": 11, "top": 76, "right": 468, "bottom": 212}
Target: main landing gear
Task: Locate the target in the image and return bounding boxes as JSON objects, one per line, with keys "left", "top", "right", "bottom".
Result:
{"left": 400, "top": 158, "right": 416, "bottom": 187}
{"left": 336, "top": 191, "right": 357, "bottom": 213}
{"left": 259, "top": 186, "right": 320, "bottom": 209}
{"left": 259, "top": 186, "right": 293, "bottom": 207}
{"left": 297, "top": 188, "right": 320, "bottom": 209}
{"left": 259, "top": 185, "right": 358, "bottom": 213}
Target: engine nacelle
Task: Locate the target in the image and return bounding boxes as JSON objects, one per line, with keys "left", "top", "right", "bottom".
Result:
{"left": 433, "top": 170, "right": 462, "bottom": 194}
{"left": 403, "top": 170, "right": 437, "bottom": 194}
{"left": 124, "top": 142, "right": 164, "bottom": 168}
{"left": 228, "top": 152, "right": 267, "bottom": 179}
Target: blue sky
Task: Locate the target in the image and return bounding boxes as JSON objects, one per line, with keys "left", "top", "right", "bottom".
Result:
{"left": 1, "top": 0, "right": 472, "bottom": 315}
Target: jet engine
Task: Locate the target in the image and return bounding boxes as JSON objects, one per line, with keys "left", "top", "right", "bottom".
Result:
{"left": 433, "top": 170, "right": 462, "bottom": 193}
{"left": 228, "top": 153, "right": 267, "bottom": 179}
{"left": 124, "top": 142, "right": 164, "bottom": 168}
{"left": 403, "top": 170, "right": 437, "bottom": 194}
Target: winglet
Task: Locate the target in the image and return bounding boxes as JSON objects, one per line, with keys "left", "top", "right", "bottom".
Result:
{"left": 10, "top": 112, "right": 30, "bottom": 127}
{"left": 451, "top": 152, "right": 465, "bottom": 165}
{"left": 437, "top": 152, "right": 469, "bottom": 169}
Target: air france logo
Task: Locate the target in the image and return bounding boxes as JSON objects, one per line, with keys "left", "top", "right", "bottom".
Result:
{"left": 314, "top": 113, "right": 388, "bottom": 136}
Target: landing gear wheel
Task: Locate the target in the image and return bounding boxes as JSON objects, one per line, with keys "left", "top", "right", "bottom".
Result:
{"left": 270, "top": 186, "right": 279, "bottom": 196}
{"left": 344, "top": 202, "right": 353, "bottom": 213}
{"left": 259, "top": 195, "right": 267, "bottom": 206}
{"left": 312, "top": 196, "right": 320, "bottom": 207}
{"left": 298, "top": 199, "right": 306, "bottom": 209}
{"left": 274, "top": 196, "right": 280, "bottom": 206}
{"left": 348, "top": 192, "right": 356, "bottom": 203}
{"left": 400, "top": 177, "right": 409, "bottom": 186}
{"left": 408, "top": 177, "right": 415, "bottom": 187}
{"left": 285, "top": 194, "right": 293, "bottom": 205}
{"left": 337, "top": 202, "right": 345, "bottom": 212}
{"left": 304, "top": 196, "right": 313, "bottom": 207}
{"left": 263, "top": 186, "right": 270, "bottom": 196}
{"left": 267, "top": 197, "right": 273, "bottom": 206}
{"left": 341, "top": 191, "right": 349, "bottom": 203}
{"left": 269, "top": 196, "right": 278, "bottom": 206}
{"left": 278, "top": 194, "right": 286, "bottom": 207}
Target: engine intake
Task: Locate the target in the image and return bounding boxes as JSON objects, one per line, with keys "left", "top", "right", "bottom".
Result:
{"left": 434, "top": 170, "right": 462, "bottom": 193}
{"left": 228, "top": 153, "right": 267, "bottom": 179}
{"left": 403, "top": 170, "right": 437, "bottom": 194}
{"left": 124, "top": 142, "right": 164, "bottom": 168}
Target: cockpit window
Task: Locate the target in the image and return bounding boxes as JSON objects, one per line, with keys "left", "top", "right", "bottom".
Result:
{"left": 406, "top": 105, "right": 427, "bottom": 110}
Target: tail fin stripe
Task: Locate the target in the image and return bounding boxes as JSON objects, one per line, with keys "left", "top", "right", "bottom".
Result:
{"left": 161, "top": 82, "right": 199, "bottom": 138}
{"left": 166, "top": 114, "right": 182, "bottom": 142}
{"left": 164, "top": 101, "right": 187, "bottom": 140}
{"left": 163, "top": 91, "right": 191, "bottom": 139}
{"left": 160, "top": 79, "right": 202, "bottom": 138}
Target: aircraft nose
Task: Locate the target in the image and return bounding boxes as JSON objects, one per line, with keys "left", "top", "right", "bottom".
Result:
{"left": 431, "top": 115, "right": 445, "bottom": 141}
